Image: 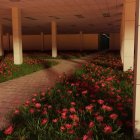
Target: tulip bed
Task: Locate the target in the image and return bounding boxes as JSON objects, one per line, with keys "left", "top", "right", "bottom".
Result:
{"left": 0, "top": 55, "right": 58, "bottom": 83}
{"left": 0, "top": 53, "right": 133, "bottom": 140}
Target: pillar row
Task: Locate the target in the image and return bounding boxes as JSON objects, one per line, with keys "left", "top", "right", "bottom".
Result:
{"left": 134, "top": 0, "right": 140, "bottom": 138}
{"left": 12, "top": 7, "right": 23, "bottom": 65}
{"left": 122, "top": 0, "right": 136, "bottom": 71}
{"left": 0, "top": 24, "right": 4, "bottom": 56}
{"left": 41, "top": 32, "right": 44, "bottom": 51}
{"left": 120, "top": 6, "right": 125, "bottom": 63}
{"left": 6, "top": 33, "right": 10, "bottom": 51}
{"left": 80, "top": 31, "right": 84, "bottom": 51}
{"left": 51, "top": 21, "right": 57, "bottom": 58}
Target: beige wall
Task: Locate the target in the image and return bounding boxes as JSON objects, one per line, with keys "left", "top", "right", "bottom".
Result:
{"left": 83, "top": 34, "right": 98, "bottom": 50}
{"left": 57, "top": 34, "right": 98, "bottom": 50}
{"left": 109, "top": 33, "right": 120, "bottom": 50}
{"left": 44, "top": 35, "right": 51, "bottom": 50}
{"left": 2, "top": 34, "right": 99, "bottom": 51}
{"left": 22, "top": 35, "right": 42, "bottom": 50}
{"left": 57, "top": 34, "right": 81, "bottom": 50}
{"left": 3, "top": 35, "right": 10, "bottom": 50}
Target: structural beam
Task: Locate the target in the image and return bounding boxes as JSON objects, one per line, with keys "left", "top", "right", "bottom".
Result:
{"left": 80, "top": 31, "right": 84, "bottom": 51}
{"left": 6, "top": 33, "right": 10, "bottom": 51}
{"left": 51, "top": 21, "right": 57, "bottom": 58}
{"left": 121, "top": 0, "right": 136, "bottom": 71}
{"left": 134, "top": 0, "right": 140, "bottom": 138}
{"left": 0, "top": 24, "right": 4, "bottom": 56}
{"left": 12, "top": 7, "right": 23, "bottom": 65}
{"left": 41, "top": 32, "right": 44, "bottom": 51}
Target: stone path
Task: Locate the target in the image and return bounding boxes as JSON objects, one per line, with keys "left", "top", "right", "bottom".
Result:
{"left": 0, "top": 55, "right": 93, "bottom": 129}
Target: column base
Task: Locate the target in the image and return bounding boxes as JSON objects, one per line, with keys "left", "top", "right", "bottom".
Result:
{"left": 52, "top": 53, "right": 57, "bottom": 58}
{"left": 123, "top": 56, "right": 134, "bottom": 71}
{"left": 52, "top": 46, "right": 57, "bottom": 58}
{"left": 14, "top": 52, "right": 23, "bottom": 65}
{"left": 0, "top": 51, "right": 4, "bottom": 56}
{"left": 134, "top": 129, "right": 140, "bottom": 139}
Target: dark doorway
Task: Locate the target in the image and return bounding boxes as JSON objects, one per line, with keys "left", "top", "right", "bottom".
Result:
{"left": 98, "top": 34, "right": 110, "bottom": 51}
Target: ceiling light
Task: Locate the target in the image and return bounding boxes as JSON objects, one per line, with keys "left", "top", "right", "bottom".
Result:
{"left": 89, "top": 24, "right": 94, "bottom": 26}
{"left": 48, "top": 16, "right": 55, "bottom": 18}
{"left": 107, "top": 23, "right": 113, "bottom": 26}
{"left": 102, "top": 13, "right": 110, "bottom": 17}
{"left": 113, "top": 12, "right": 122, "bottom": 16}
{"left": 2, "top": 18, "right": 11, "bottom": 21}
{"left": 102, "top": 34, "right": 110, "bottom": 39}
{"left": 9, "top": 0, "right": 21, "bottom": 2}
{"left": 74, "top": 15, "right": 85, "bottom": 18}
{"left": 71, "top": 24, "right": 76, "bottom": 27}
{"left": 48, "top": 16, "right": 61, "bottom": 19}
{"left": 24, "top": 17, "right": 37, "bottom": 20}
{"left": 23, "top": 26, "right": 27, "bottom": 28}
{"left": 55, "top": 17, "right": 61, "bottom": 19}
{"left": 116, "top": 3, "right": 123, "bottom": 8}
{"left": 115, "top": 19, "right": 121, "bottom": 22}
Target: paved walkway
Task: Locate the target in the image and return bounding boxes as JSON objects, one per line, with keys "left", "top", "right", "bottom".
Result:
{"left": 0, "top": 55, "right": 94, "bottom": 129}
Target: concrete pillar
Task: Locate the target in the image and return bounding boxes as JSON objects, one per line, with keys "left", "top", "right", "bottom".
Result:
{"left": 41, "top": 32, "right": 44, "bottom": 51}
{"left": 0, "top": 24, "right": 4, "bottom": 56}
{"left": 51, "top": 21, "right": 57, "bottom": 58}
{"left": 122, "top": 0, "right": 136, "bottom": 71}
{"left": 80, "top": 31, "right": 84, "bottom": 51}
{"left": 134, "top": 1, "right": 140, "bottom": 138}
{"left": 120, "top": 8, "right": 125, "bottom": 63}
{"left": 12, "top": 7, "right": 23, "bottom": 65}
{"left": 6, "top": 33, "right": 10, "bottom": 51}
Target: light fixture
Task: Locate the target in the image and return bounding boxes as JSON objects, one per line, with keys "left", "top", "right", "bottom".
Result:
{"left": 48, "top": 16, "right": 61, "bottom": 19}
{"left": 55, "top": 17, "right": 61, "bottom": 19}
{"left": 102, "top": 13, "right": 110, "bottom": 17}
{"left": 116, "top": 3, "right": 123, "bottom": 8}
{"left": 89, "top": 24, "right": 94, "bottom": 26}
{"left": 107, "top": 23, "right": 113, "bottom": 26}
{"left": 3, "top": 18, "right": 11, "bottom": 21}
{"left": 9, "top": 0, "right": 21, "bottom": 2}
{"left": 24, "top": 17, "right": 37, "bottom": 20}
{"left": 102, "top": 34, "right": 110, "bottom": 39}
{"left": 74, "top": 15, "right": 85, "bottom": 18}
{"left": 114, "top": 19, "right": 121, "bottom": 22}
{"left": 113, "top": 12, "right": 122, "bottom": 16}
{"left": 71, "top": 24, "right": 76, "bottom": 27}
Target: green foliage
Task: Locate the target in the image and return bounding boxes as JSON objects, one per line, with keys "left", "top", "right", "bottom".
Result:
{"left": 1, "top": 53, "right": 133, "bottom": 140}
{"left": 0, "top": 56, "right": 58, "bottom": 83}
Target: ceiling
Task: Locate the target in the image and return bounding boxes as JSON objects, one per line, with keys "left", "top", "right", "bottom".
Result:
{"left": 0, "top": 0, "right": 123, "bottom": 34}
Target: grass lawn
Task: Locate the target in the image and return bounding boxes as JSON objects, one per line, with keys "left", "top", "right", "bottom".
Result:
{"left": 0, "top": 51, "right": 93, "bottom": 83}
{"left": 23, "top": 51, "right": 94, "bottom": 60}
{"left": 0, "top": 52, "right": 133, "bottom": 140}
{"left": 0, "top": 55, "right": 58, "bottom": 83}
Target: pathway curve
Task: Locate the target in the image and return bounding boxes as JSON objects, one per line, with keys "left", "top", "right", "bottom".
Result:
{"left": 0, "top": 55, "right": 94, "bottom": 129}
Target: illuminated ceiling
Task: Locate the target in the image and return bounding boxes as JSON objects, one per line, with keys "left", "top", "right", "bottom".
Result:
{"left": 0, "top": 0, "right": 123, "bottom": 34}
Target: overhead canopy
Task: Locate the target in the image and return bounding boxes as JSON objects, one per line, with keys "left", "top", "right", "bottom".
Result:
{"left": 0, "top": 0, "right": 123, "bottom": 34}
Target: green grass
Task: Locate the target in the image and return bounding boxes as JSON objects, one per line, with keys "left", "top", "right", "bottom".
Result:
{"left": 0, "top": 51, "right": 93, "bottom": 83}
{"left": 26, "top": 51, "right": 92, "bottom": 60}
{"left": 0, "top": 58, "right": 58, "bottom": 83}
{"left": 0, "top": 53, "right": 134, "bottom": 140}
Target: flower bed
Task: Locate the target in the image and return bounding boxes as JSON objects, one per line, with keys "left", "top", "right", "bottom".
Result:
{"left": 91, "top": 52, "right": 123, "bottom": 70}
{"left": 0, "top": 53, "right": 133, "bottom": 140}
{"left": 23, "top": 51, "right": 93, "bottom": 60}
{"left": 0, "top": 55, "right": 58, "bottom": 83}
